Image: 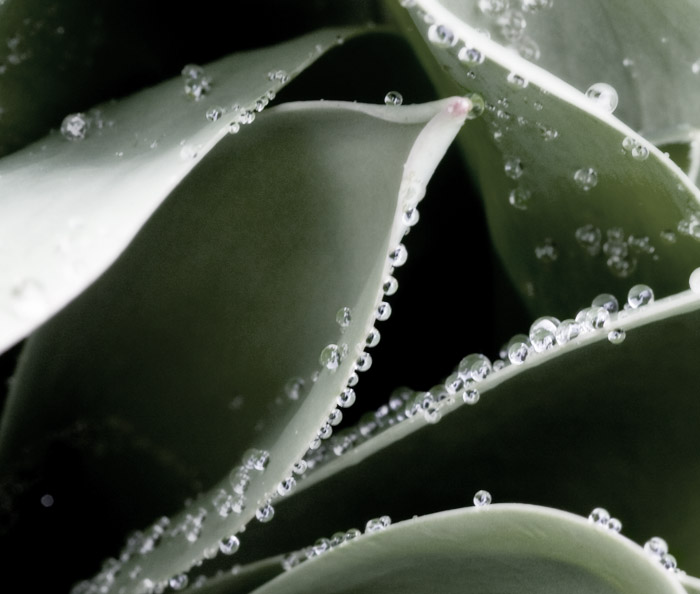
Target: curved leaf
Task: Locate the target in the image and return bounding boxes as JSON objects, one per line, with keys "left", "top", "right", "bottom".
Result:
{"left": 250, "top": 505, "right": 688, "bottom": 594}
{"left": 0, "top": 27, "right": 354, "bottom": 355}
{"left": 388, "top": 0, "right": 700, "bottom": 316}
{"left": 0, "top": 96, "right": 471, "bottom": 592}
{"left": 233, "top": 288, "right": 700, "bottom": 574}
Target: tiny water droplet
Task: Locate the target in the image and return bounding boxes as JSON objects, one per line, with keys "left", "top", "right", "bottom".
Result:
{"left": 627, "top": 284, "right": 654, "bottom": 308}
{"left": 169, "top": 574, "right": 188, "bottom": 591}
{"left": 205, "top": 106, "right": 224, "bottom": 121}
{"left": 320, "top": 344, "right": 343, "bottom": 371}
{"left": 277, "top": 476, "right": 297, "bottom": 496}
{"left": 61, "top": 113, "right": 89, "bottom": 141}
{"left": 607, "top": 517, "right": 622, "bottom": 532}
{"left": 376, "top": 302, "right": 392, "bottom": 321}
{"left": 529, "top": 316, "right": 559, "bottom": 352}
{"left": 573, "top": 167, "right": 598, "bottom": 191}
{"left": 504, "top": 157, "right": 523, "bottom": 179}
{"left": 478, "top": 0, "right": 509, "bottom": 15}
{"left": 592, "top": 293, "right": 619, "bottom": 313}
{"left": 644, "top": 537, "right": 669, "bottom": 557}
{"left": 402, "top": 206, "right": 420, "bottom": 227}
{"left": 462, "top": 387, "right": 480, "bottom": 405}
{"left": 607, "top": 328, "right": 626, "bottom": 344}
{"left": 555, "top": 319, "right": 581, "bottom": 345}
{"left": 465, "top": 93, "right": 485, "bottom": 120}
{"left": 365, "top": 515, "right": 391, "bottom": 533}
{"left": 508, "top": 187, "right": 531, "bottom": 210}
{"left": 256, "top": 502, "right": 275, "bottom": 523}
{"left": 506, "top": 71, "right": 528, "bottom": 89}
{"left": 458, "top": 46, "right": 485, "bottom": 65}
{"left": 228, "top": 122, "right": 241, "bottom": 134}
{"left": 585, "top": 82, "right": 618, "bottom": 113}
{"left": 337, "top": 388, "right": 356, "bottom": 408}
{"left": 621, "top": 136, "right": 649, "bottom": 160}
{"left": 292, "top": 460, "right": 308, "bottom": 475}
{"left": 384, "top": 91, "right": 403, "bottom": 106}
{"left": 588, "top": 507, "right": 610, "bottom": 526}
{"left": 660, "top": 553, "right": 678, "bottom": 571}
{"left": 507, "top": 334, "right": 531, "bottom": 365}
{"left": 534, "top": 238, "right": 558, "bottom": 262}
{"left": 267, "top": 69, "right": 289, "bottom": 83}
{"left": 575, "top": 224, "right": 602, "bottom": 255}
{"left": 219, "top": 535, "right": 240, "bottom": 555}
{"left": 366, "top": 328, "right": 381, "bottom": 348}
{"left": 689, "top": 268, "right": 700, "bottom": 293}
{"left": 389, "top": 244, "right": 408, "bottom": 267}
{"left": 428, "top": 24, "right": 457, "bottom": 48}
{"left": 355, "top": 352, "right": 373, "bottom": 372}
{"left": 336, "top": 307, "right": 352, "bottom": 328}
{"left": 473, "top": 489, "right": 492, "bottom": 507}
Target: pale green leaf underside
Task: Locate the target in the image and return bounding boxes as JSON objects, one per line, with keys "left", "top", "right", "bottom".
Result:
{"left": 0, "top": 27, "right": 354, "bottom": 355}
{"left": 1, "top": 96, "right": 469, "bottom": 592}
{"left": 392, "top": 0, "right": 700, "bottom": 316}
{"left": 236, "top": 289, "right": 700, "bottom": 574}
{"left": 249, "top": 505, "right": 687, "bottom": 594}
{"left": 437, "top": 0, "right": 700, "bottom": 139}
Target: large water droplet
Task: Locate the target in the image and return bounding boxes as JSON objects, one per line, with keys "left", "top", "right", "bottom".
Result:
{"left": 627, "top": 284, "right": 654, "bottom": 308}
{"left": 644, "top": 537, "right": 669, "bottom": 557}
{"left": 383, "top": 276, "right": 399, "bottom": 296}
{"left": 588, "top": 507, "right": 610, "bottom": 526}
{"left": 473, "top": 489, "right": 492, "bottom": 507}
{"left": 384, "top": 91, "right": 403, "bottom": 106}
{"left": 219, "top": 535, "right": 240, "bottom": 555}
{"left": 529, "top": 316, "right": 559, "bottom": 352}
{"left": 585, "top": 83, "right": 618, "bottom": 113}
{"left": 507, "top": 334, "right": 531, "bottom": 364}
{"left": 61, "top": 113, "right": 89, "bottom": 141}
{"left": 573, "top": 167, "right": 598, "bottom": 191}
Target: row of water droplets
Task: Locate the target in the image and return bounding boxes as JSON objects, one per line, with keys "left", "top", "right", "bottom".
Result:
{"left": 587, "top": 507, "right": 685, "bottom": 576}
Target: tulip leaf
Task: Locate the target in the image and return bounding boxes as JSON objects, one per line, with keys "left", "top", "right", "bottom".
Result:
{"left": 0, "top": 94, "right": 471, "bottom": 592}
{"left": 386, "top": 0, "right": 700, "bottom": 317}
{"left": 0, "top": 27, "right": 354, "bottom": 356}
{"left": 233, "top": 288, "right": 700, "bottom": 575}
{"left": 248, "top": 505, "right": 688, "bottom": 594}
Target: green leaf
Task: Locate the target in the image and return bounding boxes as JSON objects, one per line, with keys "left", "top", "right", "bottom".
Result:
{"left": 248, "top": 505, "right": 688, "bottom": 594}
{"left": 0, "top": 28, "right": 353, "bottom": 354}
{"left": 387, "top": 0, "right": 700, "bottom": 316}
{"left": 233, "top": 288, "right": 700, "bottom": 574}
{"left": 0, "top": 90, "right": 471, "bottom": 590}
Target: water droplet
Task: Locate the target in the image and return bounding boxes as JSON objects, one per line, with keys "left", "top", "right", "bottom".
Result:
{"left": 256, "top": 502, "right": 275, "bottom": 523}
{"left": 402, "top": 206, "right": 420, "bottom": 227}
{"left": 508, "top": 187, "right": 531, "bottom": 210}
{"left": 473, "top": 489, "right": 492, "bottom": 507}
{"left": 205, "top": 106, "right": 224, "bottom": 121}
{"left": 320, "top": 344, "right": 343, "bottom": 371}
{"left": 383, "top": 276, "right": 399, "bottom": 296}
{"left": 660, "top": 229, "right": 677, "bottom": 244}
{"left": 500, "top": 10, "right": 527, "bottom": 41}
{"left": 462, "top": 387, "right": 480, "bottom": 405}
{"left": 376, "top": 302, "right": 392, "bottom": 321}
{"left": 243, "top": 448, "right": 270, "bottom": 472}
{"left": 277, "top": 476, "right": 297, "bottom": 496}
{"left": 607, "top": 517, "right": 622, "bottom": 532}
{"left": 355, "top": 352, "right": 373, "bottom": 372}
{"left": 365, "top": 328, "right": 381, "bottom": 348}
{"left": 365, "top": 515, "right": 392, "bottom": 533}
{"left": 621, "top": 136, "right": 649, "bottom": 160}
{"left": 284, "top": 377, "right": 305, "bottom": 401}
{"left": 537, "top": 123, "right": 559, "bottom": 141}
{"left": 183, "top": 65, "right": 212, "bottom": 100}
{"left": 389, "top": 244, "right": 408, "bottom": 267}
{"left": 458, "top": 354, "right": 492, "bottom": 382}
{"left": 458, "top": 46, "right": 485, "bottom": 65}
{"left": 384, "top": 91, "right": 403, "bottom": 106}
{"left": 219, "top": 535, "right": 240, "bottom": 555}
{"left": 337, "top": 387, "right": 356, "bottom": 408}
{"left": 267, "top": 69, "right": 289, "bottom": 83}
{"left": 644, "top": 537, "right": 669, "bottom": 557}
{"left": 169, "top": 574, "right": 188, "bottom": 591}
{"left": 588, "top": 507, "right": 610, "bottom": 526}
{"left": 292, "top": 460, "right": 308, "bottom": 475}
{"left": 555, "top": 319, "right": 582, "bottom": 345}
{"left": 689, "top": 268, "right": 700, "bottom": 293}
{"left": 60, "top": 113, "right": 90, "bottom": 141}
{"left": 504, "top": 157, "right": 523, "bottom": 179}
{"left": 228, "top": 122, "right": 241, "bottom": 134}
{"left": 40, "top": 493, "right": 54, "bottom": 507}
{"left": 607, "top": 328, "right": 626, "bottom": 344}
{"left": 328, "top": 408, "right": 343, "bottom": 426}
{"left": 507, "top": 334, "right": 531, "bottom": 365}
{"left": 584, "top": 306, "right": 610, "bottom": 330}
{"left": 507, "top": 71, "right": 528, "bottom": 89}
{"left": 514, "top": 35, "right": 541, "bottom": 61}
{"left": 573, "top": 167, "right": 598, "bottom": 191}
{"left": 521, "top": 0, "right": 553, "bottom": 11}
{"left": 529, "top": 316, "right": 559, "bottom": 352}
{"left": 478, "top": 0, "right": 509, "bottom": 15}
{"left": 336, "top": 307, "right": 352, "bottom": 328}
{"left": 585, "top": 83, "right": 618, "bottom": 113}
{"left": 317, "top": 422, "right": 333, "bottom": 440}
{"left": 627, "top": 284, "right": 654, "bottom": 308}
{"left": 427, "top": 24, "right": 457, "bottom": 48}
{"left": 534, "top": 238, "right": 558, "bottom": 263}
{"left": 465, "top": 93, "right": 486, "bottom": 120}
{"left": 661, "top": 553, "right": 678, "bottom": 571}
{"left": 692, "top": 59, "right": 700, "bottom": 74}
{"left": 592, "top": 293, "right": 619, "bottom": 313}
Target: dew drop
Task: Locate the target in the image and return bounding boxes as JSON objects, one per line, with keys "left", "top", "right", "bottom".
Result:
{"left": 585, "top": 82, "right": 618, "bottom": 113}
{"left": 555, "top": 319, "right": 581, "bottom": 345}
{"left": 267, "top": 69, "right": 289, "bottom": 83}
{"left": 588, "top": 507, "right": 610, "bottom": 526}
{"left": 402, "top": 206, "right": 420, "bottom": 227}
{"left": 328, "top": 408, "right": 343, "bottom": 426}
{"left": 504, "top": 157, "right": 523, "bottom": 179}
{"left": 389, "top": 244, "right": 408, "bottom": 267}
{"left": 376, "top": 302, "right": 392, "bottom": 321}
{"left": 277, "top": 476, "right": 297, "bottom": 496}
{"left": 607, "top": 328, "right": 626, "bottom": 344}
{"left": 573, "top": 167, "right": 598, "bottom": 191}
{"left": 228, "top": 122, "right": 241, "bottom": 134}
{"left": 521, "top": 0, "right": 553, "bottom": 11}
{"left": 627, "top": 284, "right": 654, "bottom": 308}
{"left": 284, "top": 377, "right": 305, "bottom": 401}
{"left": 462, "top": 387, "right": 480, "bottom": 405}
{"left": 507, "top": 334, "right": 531, "bottom": 365}
{"left": 466, "top": 93, "right": 486, "bottom": 119}
{"left": 529, "top": 316, "right": 559, "bottom": 352}
{"left": 644, "top": 537, "right": 669, "bottom": 557}
{"left": 337, "top": 387, "right": 356, "bottom": 408}
{"left": 478, "top": 0, "right": 509, "bottom": 15}
{"left": 384, "top": 91, "right": 403, "bottom": 106}
{"left": 607, "top": 517, "right": 622, "bottom": 533}
{"left": 365, "top": 515, "right": 392, "bottom": 533}
{"left": 183, "top": 66, "right": 212, "bottom": 100}
{"left": 292, "top": 460, "right": 308, "bottom": 475}
{"left": 383, "top": 276, "right": 399, "bottom": 296}
{"left": 219, "top": 535, "right": 240, "bottom": 555}
{"left": 689, "top": 268, "right": 700, "bottom": 293}
{"left": 621, "top": 136, "right": 649, "bottom": 160}
{"left": 458, "top": 46, "right": 485, "bottom": 65}
{"left": 336, "top": 307, "right": 352, "bottom": 328}
{"left": 508, "top": 187, "right": 531, "bottom": 210}
{"left": 320, "top": 344, "right": 343, "bottom": 371}
{"left": 660, "top": 553, "right": 678, "bottom": 571}
{"left": 355, "top": 352, "right": 373, "bottom": 372}
{"left": 169, "top": 574, "right": 188, "bottom": 591}
{"left": 256, "top": 502, "right": 275, "bottom": 523}
{"left": 205, "top": 106, "right": 224, "bottom": 121}
{"left": 473, "top": 489, "right": 492, "bottom": 507}
{"left": 243, "top": 448, "right": 270, "bottom": 472}
{"left": 427, "top": 24, "right": 457, "bottom": 48}
{"left": 60, "top": 113, "right": 89, "bottom": 141}
{"left": 500, "top": 10, "right": 527, "bottom": 41}
{"left": 534, "top": 238, "right": 558, "bottom": 262}
{"left": 692, "top": 59, "right": 700, "bottom": 75}
{"left": 506, "top": 71, "right": 528, "bottom": 90}
{"left": 592, "top": 293, "right": 619, "bottom": 313}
